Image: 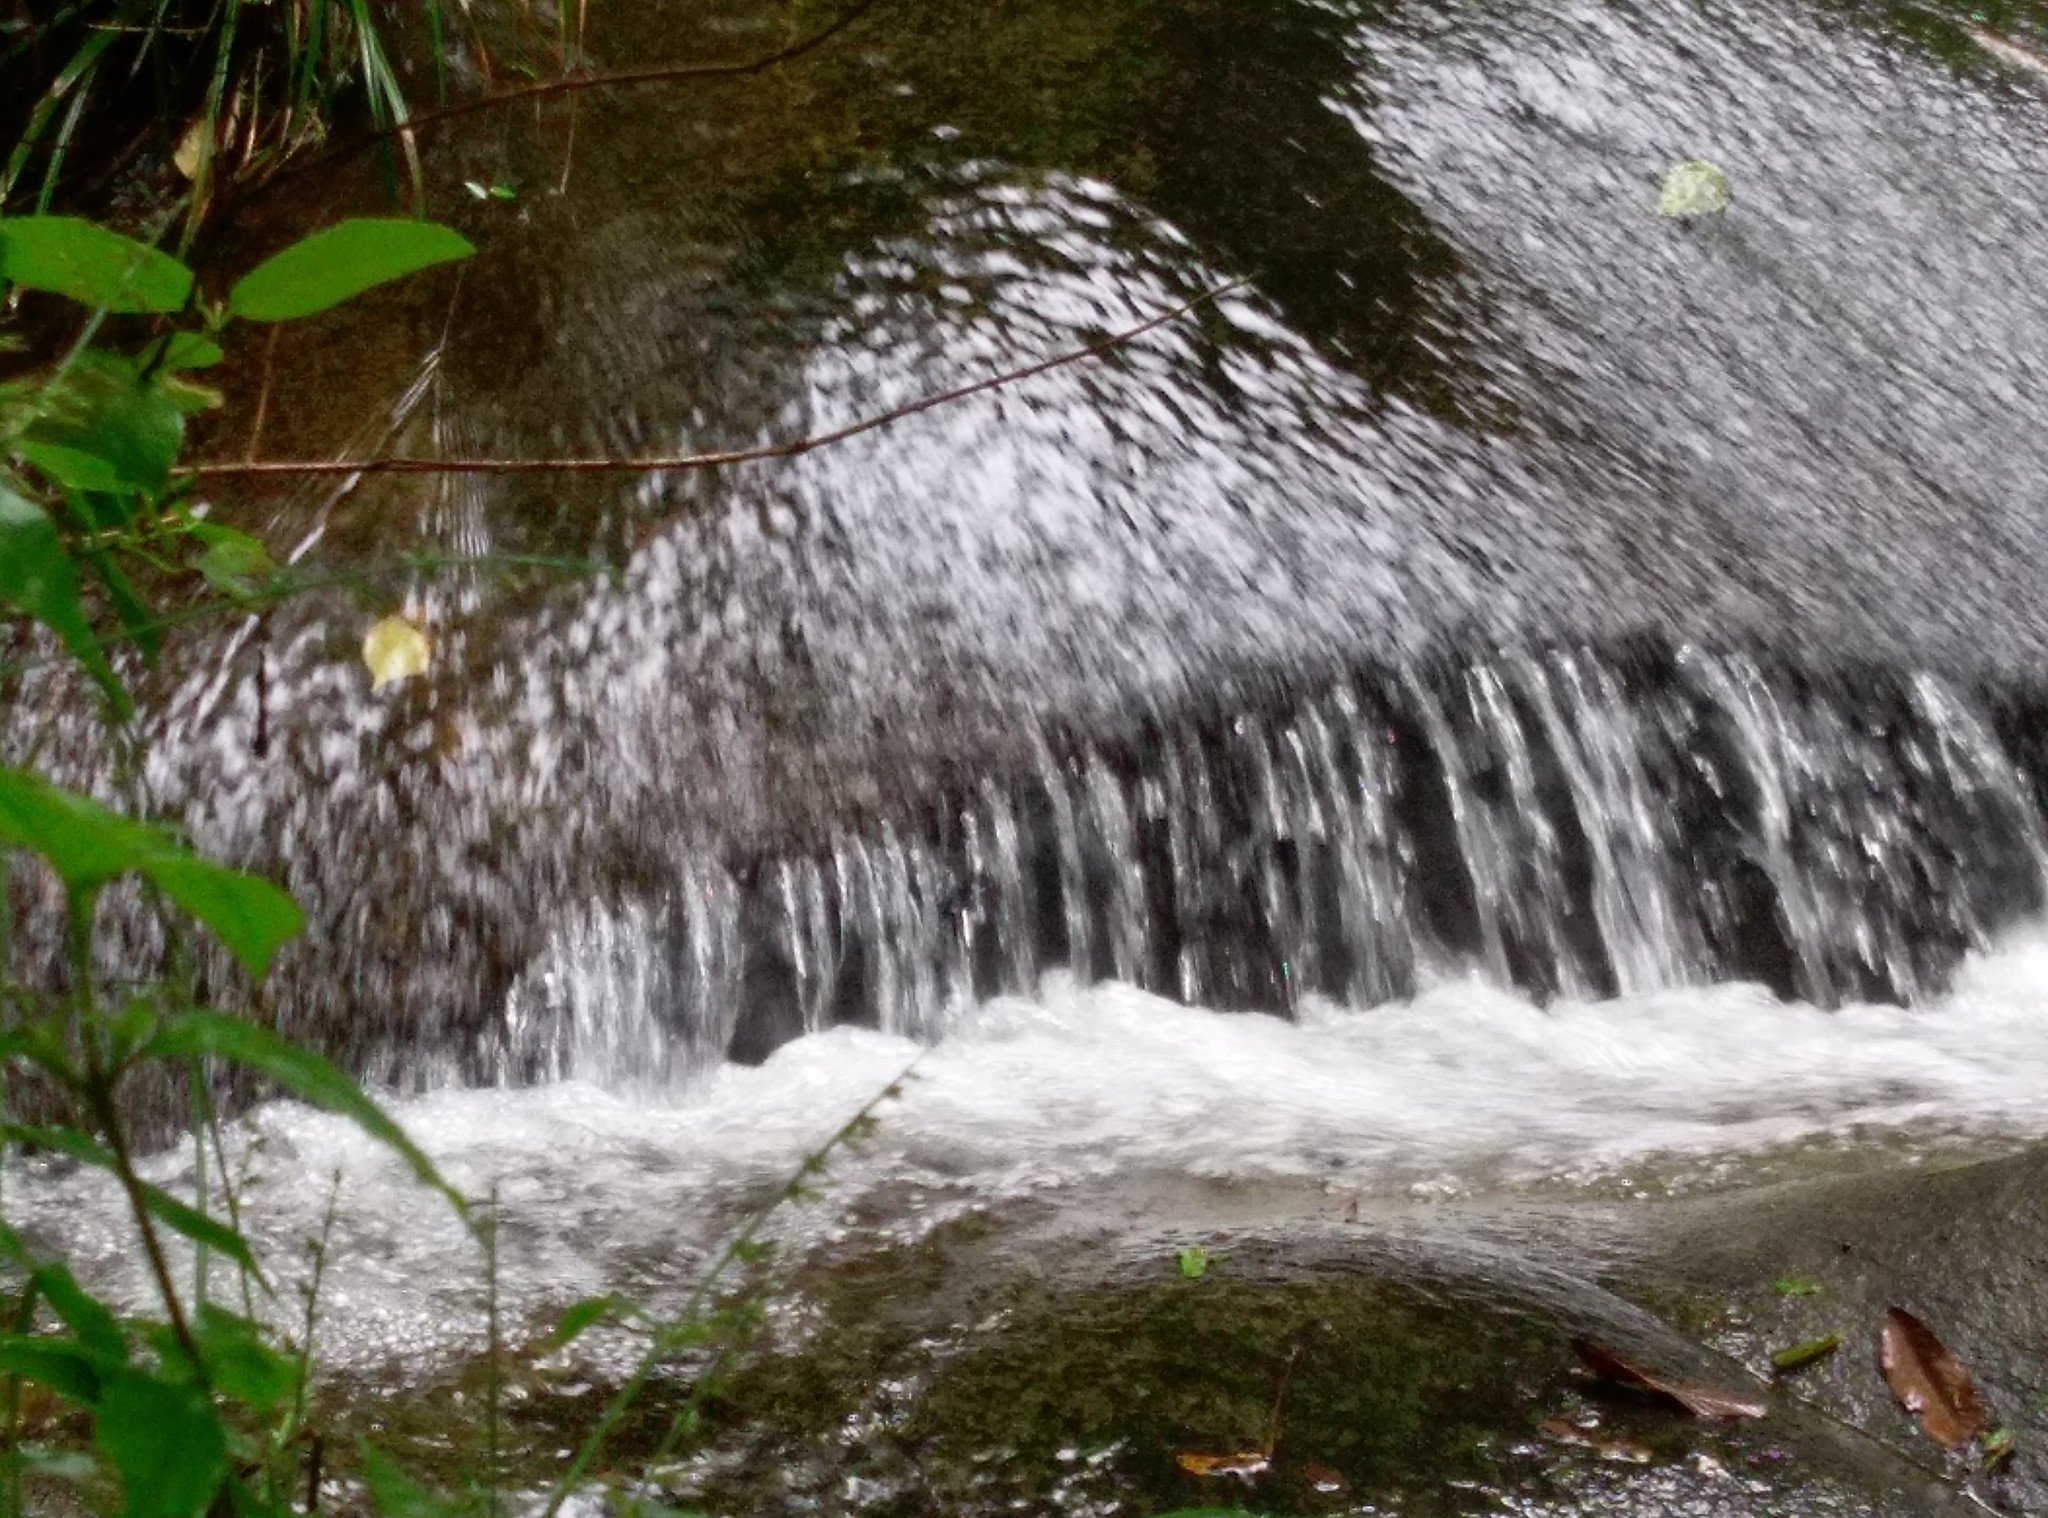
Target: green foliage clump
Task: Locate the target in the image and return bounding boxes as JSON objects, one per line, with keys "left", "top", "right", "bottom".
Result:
{"left": 0, "top": 210, "right": 479, "bottom": 1516}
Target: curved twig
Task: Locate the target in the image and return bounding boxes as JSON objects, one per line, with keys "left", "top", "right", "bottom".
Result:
{"left": 179, "top": 278, "right": 1246, "bottom": 480}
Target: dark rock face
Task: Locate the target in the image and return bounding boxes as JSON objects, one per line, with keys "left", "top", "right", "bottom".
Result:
{"left": 352, "top": 1145, "right": 2048, "bottom": 1517}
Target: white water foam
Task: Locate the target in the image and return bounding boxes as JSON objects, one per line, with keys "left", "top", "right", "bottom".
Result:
{"left": 19, "top": 927, "right": 2048, "bottom": 1372}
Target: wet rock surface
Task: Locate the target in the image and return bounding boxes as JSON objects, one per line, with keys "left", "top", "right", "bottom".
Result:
{"left": 341, "top": 1144, "right": 2046, "bottom": 1516}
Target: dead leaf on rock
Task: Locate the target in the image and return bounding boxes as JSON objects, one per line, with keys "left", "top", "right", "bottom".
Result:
{"left": 1301, "top": 1462, "right": 1347, "bottom": 1493}
{"left": 1175, "top": 1450, "right": 1270, "bottom": 1480}
{"left": 1572, "top": 1338, "right": 1767, "bottom": 1420}
{"left": 1539, "top": 1416, "right": 1653, "bottom": 1464}
{"left": 363, "top": 613, "right": 432, "bottom": 691}
{"left": 1879, "top": 1306, "right": 1985, "bottom": 1451}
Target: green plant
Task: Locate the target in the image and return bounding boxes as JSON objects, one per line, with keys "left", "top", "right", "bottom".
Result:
{"left": 0, "top": 209, "right": 912, "bottom": 1517}
{"left": 0, "top": 209, "right": 477, "bottom": 1516}
{"left": 1, "top": 211, "right": 472, "bottom": 713}
{"left": 2, "top": 0, "right": 447, "bottom": 230}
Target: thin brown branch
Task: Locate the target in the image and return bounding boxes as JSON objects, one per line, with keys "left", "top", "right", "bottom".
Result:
{"left": 179, "top": 278, "right": 1246, "bottom": 481}
{"left": 289, "top": 0, "right": 883, "bottom": 182}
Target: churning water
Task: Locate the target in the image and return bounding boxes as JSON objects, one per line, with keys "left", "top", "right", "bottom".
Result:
{"left": 21, "top": 931, "right": 2048, "bottom": 1372}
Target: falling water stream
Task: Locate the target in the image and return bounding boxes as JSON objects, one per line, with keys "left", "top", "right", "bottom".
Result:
{"left": 12, "top": 0, "right": 2048, "bottom": 1487}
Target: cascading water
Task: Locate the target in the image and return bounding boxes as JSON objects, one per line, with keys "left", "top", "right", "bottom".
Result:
{"left": 23, "top": 8, "right": 2048, "bottom": 1510}
{"left": 473, "top": 645, "right": 2048, "bottom": 1088}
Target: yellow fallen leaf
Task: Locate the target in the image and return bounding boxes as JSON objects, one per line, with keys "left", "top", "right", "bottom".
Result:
{"left": 1174, "top": 1450, "right": 1269, "bottom": 1479}
{"left": 363, "top": 614, "right": 431, "bottom": 690}
{"left": 174, "top": 117, "right": 211, "bottom": 181}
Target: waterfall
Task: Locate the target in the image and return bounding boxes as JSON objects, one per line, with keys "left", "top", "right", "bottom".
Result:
{"left": 480, "top": 645, "right": 2048, "bottom": 1085}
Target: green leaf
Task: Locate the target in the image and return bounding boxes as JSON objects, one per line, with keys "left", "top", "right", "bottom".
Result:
{"left": 0, "top": 1123, "right": 118, "bottom": 1172}
{"left": 545, "top": 1294, "right": 617, "bottom": 1351}
{"left": 191, "top": 1305, "right": 297, "bottom": 1415}
{"left": 0, "top": 218, "right": 193, "bottom": 314}
{"left": 1177, "top": 1246, "right": 1210, "bottom": 1280}
{"left": 228, "top": 219, "right": 474, "bottom": 323}
{"left": 143, "top": 855, "right": 303, "bottom": 979}
{"left": 30, "top": 1259, "right": 126, "bottom": 1364}
{"left": 132, "top": 1178, "right": 260, "bottom": 1279}
{"left": 1772, "top": 1277, "right": 1820, "bottom": 1297}
{"left": 93, "top": 1369, "right": 228, "bottom": 1518}
{"left": 0, "top": 1335, "right": 102, "bottom": 1403}
{"left": 357, "top": 1442, "right": 465, "bottom": 1518}
{"left": 23, "top": 350, "right": 184, "bottom": 497}
{"left": 1982, "top": 1425, "right": 2015, "bottom": 1473}
{"left": 188, "top": 524, "right": 274, "bottom": 602}
{"left": 0, "top": 1018, "right": 80, "bottom": 1084}
{"left": 1769, "top": 1333, "right": 1842, "bottom": 1373}
{"left": 0, "top": 767, "right": 302, "bottom": 977}
{"left": 1658, "top": 158, "right": 1732, "bottom": 218}
{"left": 148, "top": 1012, "right": 466, "bottom": 1220}
{"left": 0, "top": 480, "right": 128, "bottom": 714}
{"left": 156, "top": 333, "right": 223, "bottom": 372}
{"left": 14, "top": 441, "right": 126, "bottom": 494}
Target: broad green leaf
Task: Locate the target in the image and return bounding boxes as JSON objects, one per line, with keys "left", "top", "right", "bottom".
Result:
{"left": 156, "top": 333, "right": 223, "bottom": 372}
{"left": 0, "top": 217, "right": 193, "bottom": 314}
{"left": 1658, "top": 159, "right": 1732, "bottom": 218}
{"left": 13, "top": 441, "right": 125, "bottom": 493}
{"left": 106, "top": 997, "right": 158, "bottom": 1062}
{"left": 23, "top": 350, "right": 184, "bottom": 497}
{"left": 192, "top": 1305, "right": 297, "bottom": 1414}
{"left": 1177, "top": 1246, "right": 1209, "bottom": 1280}
{"left": 94, "top": 1369, "right": 227, "bottom": 1518}
{"left": 0, "top": 767, "right": 302, "bottom": 977}
{"left": 188, "top": 524, "right": 274, "bottom": 602}
{"left": 362, "top": 613, "right": 430, "bottom": 689}
{"left": 228, "top": 219, "right": 474, "bottom": 323}
{"left": 0, "top": 771, "right": 173, "bottom": 890}
{"left": 133, "top": 1177, "right": 260, "bottom": 1278}
{"left": 0, "top": 1018, "right": 79, "bottom": 1084}
{"left": 357, "top": 1442, "right": 465, "bottom": 1518}
{"left": 0, "top": 1123, "right": 120, "bottom": 1177}
{"left": 545, "top": 1294, "right": 618, "bottom": 1350}
{"left": 144, "top": 855, "right": 303, "bottom": 978}
{"left": 0, "top": 480, "right": 127, "bottom": 714}
{"left": 30, "top": 1259, "right": 126, "bottom": 1364}
{"left": 0, "top": 1336, "right": 102, "bottom": 1403}
{"left": 149, "top": 1012, "right": 466, "bottom": 1220}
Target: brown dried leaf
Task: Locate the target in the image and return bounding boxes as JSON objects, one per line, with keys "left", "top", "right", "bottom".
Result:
{"left": 1301, "top": 1462, "right": 1348, "bottom": 1493}
{"left": 1175, "top": 1450, "right": 1270, "bottom": 1479}
{"left": 1573, "top": 1338, "right": 1768, "bottom": 1420}
{"left": 1878, "top": 1306, "right": 1985, "bottom": 1451}
{"left": 1539, "top": 1417, "right": 1652, "bottom": 1464}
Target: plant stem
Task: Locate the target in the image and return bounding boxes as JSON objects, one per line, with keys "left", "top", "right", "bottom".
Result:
{"left": 71, "top": 907, "right": 204, "bottom": 1380}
